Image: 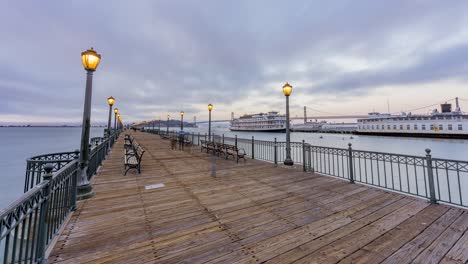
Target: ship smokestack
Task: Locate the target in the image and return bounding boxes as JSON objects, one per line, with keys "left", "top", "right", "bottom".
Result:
{"left": 441, "top": 102, "right": 452, "bottom": 113}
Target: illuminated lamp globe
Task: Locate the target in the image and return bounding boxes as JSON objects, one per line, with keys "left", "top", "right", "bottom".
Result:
{"left": 81, "top": 47, "right": 101, "bottom": 71}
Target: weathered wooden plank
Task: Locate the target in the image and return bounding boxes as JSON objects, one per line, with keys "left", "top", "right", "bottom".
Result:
{"left": 338, "top": 204, "right": 450, "bottom": 264}
{"left": 381, "top": 208, "right": 464, "bottom": 264}
{"left": 440, "top": 229, "right": 468, "bottom": 264}
{"left": 48, "top": 132, "right": 468, "bottom": 264}
{"left": 208, "top": 195, "right": 407, "bottom": 264}
{"left": 262, "top": 194, "right": 404, "bottom": 264}
{"left": 292, "top": 199, "right": 429, "bottom": 264}
{"left": 411, "top": 212, "right": 468, "bottom": 264}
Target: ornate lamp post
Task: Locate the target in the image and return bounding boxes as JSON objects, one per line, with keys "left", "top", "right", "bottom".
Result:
{"left": 180, "top": 111, "right": 184, "bottom": 131}
{"left": 113, "top": 108, "right": 118, "bottom": 130}
{"left": 283, "top": 82, "right": 294, "bottom": 166}
{"left": 107, "top": 96, "right": 115, "bottom": 137}
{"left": 78, "top": 47, "right": 101, "bottom": 199}
{"left": 208, "top": 104, "right": 213, "bottom": 141}
{"left": 117, "top": 113, "right": 121, "bottom": 129}
{"left": 166, "top": 114, "right": 170, "bottom": 133}
{"left": 158, "top": 116, "right": 161, "bottom": 132}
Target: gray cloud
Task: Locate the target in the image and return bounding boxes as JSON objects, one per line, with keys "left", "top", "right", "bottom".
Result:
{"left": 1, "top": 0, "right": 468, "bottom": 124}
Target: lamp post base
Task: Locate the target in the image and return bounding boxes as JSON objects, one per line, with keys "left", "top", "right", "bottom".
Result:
{"left": 77, "top": 184, "right": 95, "bottom": 200}
{"left": 283, "top": 158, "right": 294, "bottom": 166}
{"left": 76, "top": 167, "right": 95, "bottom": 200}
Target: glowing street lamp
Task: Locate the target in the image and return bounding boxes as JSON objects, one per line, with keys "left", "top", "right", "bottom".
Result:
{"left": 78, "top": 47, "right": 101, "bottom": 200}
{"left": 208, "top": 104, "right": 213, "bottom": 141}
{"left": 180, "top": 111, "right": 184, "bottom": 131}
{"left": 107, "top": 96, "right": 115, "bottom": 137}
{"left": 113, "top": 108, "right": 119, "bottom": 130}
{"left": 81, "top": 48, "right": 101, "bottom": 71}
{"left": 283, "top": 82, "right": 294, "bottom": 166}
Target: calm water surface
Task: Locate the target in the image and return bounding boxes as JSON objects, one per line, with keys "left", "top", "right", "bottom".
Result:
{"left": 1, "top": 125, "right": 468, "bottom": 210}
{"left": 0, "top": 127, "right": 104, "bottom": 209}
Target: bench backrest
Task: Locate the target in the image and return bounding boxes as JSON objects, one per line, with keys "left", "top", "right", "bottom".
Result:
{"left": 131, "top": 139, "right": 140, "bottom": 149}
{"left": 135, "top": 145, "right": 145, "bottom": 160}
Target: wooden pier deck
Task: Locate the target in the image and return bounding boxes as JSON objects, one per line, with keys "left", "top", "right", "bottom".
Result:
{"left": 49, "top": 132, "right": 468, "bottom": 264}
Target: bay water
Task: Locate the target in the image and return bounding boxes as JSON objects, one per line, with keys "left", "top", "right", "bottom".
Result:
{"left": 1, "top": 124, "right": 468, "bottom": 210}
{"left": 0, "top": 127, "right": 104, "bottom": 209}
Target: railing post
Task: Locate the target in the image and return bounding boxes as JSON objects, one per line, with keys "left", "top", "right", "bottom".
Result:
{"left": 107, "top": 134, "right": 112, "bottom": 153}
{"left": 425, "top": 149, "right": 437, "bottom": 204}
{"left": 302, "top": 140, "right": 306, "bottom": 172}
{"left": 251, "top": 136, "right": 255, "bottom": 159}
{"left": 348, "top": 143, "right": 355, "bottom": 184}
{"left": 235, "top": 135, "right": 238, "bottom": 148}
{"left": 71, "top": 150, "right": 79, "bottom": 211}
{"left": 308, "top": 144, "right": 312, "bottom": 172}
{"left": 198, "top": 132, "right": 200, "bottom": 145}
{"left": 192, "top": 132, "right": 194, "bottom": 144}
{"left": 222, "top": 134, "right": 225, "bottom": 144}
{"left": 37, "top": 164, "right": 53, "bottom": 263}
{"left": 274, "top": 138, "right": 278, "bottom": 166}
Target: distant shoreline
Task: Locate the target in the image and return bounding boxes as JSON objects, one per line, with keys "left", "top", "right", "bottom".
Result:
{"left": 0, "top": 125, "right": 106, "bottom": 128}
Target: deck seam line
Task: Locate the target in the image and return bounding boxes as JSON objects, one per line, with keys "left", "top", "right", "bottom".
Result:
{"left": 402, "top": 210, "right": 467, "bottom": 263}
{"left": 144, "top": 139, "right": 262, "bottom": 262}
{"left": 376, "top": 206, "right": 455, "bottom": 264}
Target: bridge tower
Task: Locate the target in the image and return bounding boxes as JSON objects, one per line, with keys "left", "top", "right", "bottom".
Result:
{"left": 304, "top": 106, "right": 307, "bottom": 124}
{"left": 231, "top": 112, "right": 234, "bottom": 120}
{"left": 193, "top": 116, "right": 197, "bottom": 125}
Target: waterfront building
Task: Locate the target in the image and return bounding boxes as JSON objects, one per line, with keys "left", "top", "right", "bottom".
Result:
{"left": 357, "top": 99, "right": 468, "bottom": 138}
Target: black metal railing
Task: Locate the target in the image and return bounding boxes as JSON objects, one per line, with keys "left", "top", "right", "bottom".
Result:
{"left": 161, "top": 131, "right": 468, "bottom": 208}
{"left": 24, "top": 133, "right": 119, "bottom": 192}
{"left": 87, "top": 134, "right": 118, "bottom": 180}
{"left": 1, "top": 131, "right": 121, "bottom": 263}
{"left": 24, "top": 151, "right": 80, "bottom": 193}
{"left": 1, "top": 160, "right": 79, "bottom": 264}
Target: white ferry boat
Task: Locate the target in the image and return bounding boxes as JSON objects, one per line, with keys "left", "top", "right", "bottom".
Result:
{"left": 356, "top": 99, "right": 468, "bottom": 139}
{"left": 230, "top": 112, "right": 287, "bottom": 132}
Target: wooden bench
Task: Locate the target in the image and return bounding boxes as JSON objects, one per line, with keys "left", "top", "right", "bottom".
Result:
{"left": 225, "top": 145, "right": 246, "bottom": 163}
{"left": 214, "top": 142, "right": 228, "bottom": 157}
{"left": 206, "top": 141, "right": 216, "bottom": 154}
{"left": 200, "top": 140, "right": 216, "bottom": 154}
{"left": 200, "top": 140, "right": 208, "bottom": 152}
{"left": 200, "top": 140, "right": 246, "bottom": 163}
{"left": 124, "top": 134, "right": 134, "bottom": 150}
{"left": 217, "top": 143, "right": 229, "bottom": 157}
{"left": 124, "top": 138, "right": 145, "bottom": 175}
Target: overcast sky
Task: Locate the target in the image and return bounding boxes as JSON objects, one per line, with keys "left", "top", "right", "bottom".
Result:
{"left": 1, "top": 1, "right": 468, "bottom": 125}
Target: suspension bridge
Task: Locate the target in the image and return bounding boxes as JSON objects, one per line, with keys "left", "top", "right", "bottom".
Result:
{"left": 132, "top": 97, "right": 467, "bottom": 127}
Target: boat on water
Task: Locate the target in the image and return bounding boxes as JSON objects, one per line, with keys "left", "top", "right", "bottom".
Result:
{"left": 356, "top": 98, "right": 468, "bottom": 139}
{"left": 230, "top": 112, "right": 287, "bottom": 132}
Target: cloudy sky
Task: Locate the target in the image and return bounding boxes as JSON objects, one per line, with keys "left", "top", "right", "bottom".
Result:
{"left": 1, "top": 1, "right": 468, "bottom": 125}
